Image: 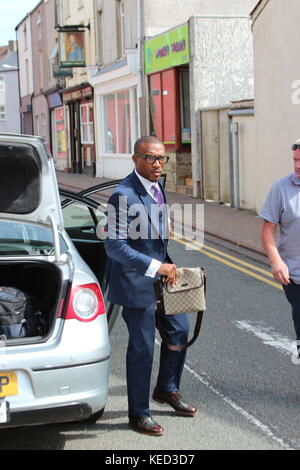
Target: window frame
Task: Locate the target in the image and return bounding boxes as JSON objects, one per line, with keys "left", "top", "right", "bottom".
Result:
{"left": 80, "top": 102, "right": 94, "bottom": 145}
{"left": 100, "top": 87, "right": 138, "bottom": 157}
{"left": 0, "top": 105, "right": 6, "bottom": 121}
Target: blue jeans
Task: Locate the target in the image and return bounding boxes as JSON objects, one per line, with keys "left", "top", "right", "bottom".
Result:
{"left": 283, "top": 280, "right": 300, "bottom": 340}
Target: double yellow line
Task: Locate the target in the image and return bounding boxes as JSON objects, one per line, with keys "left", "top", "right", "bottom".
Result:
{"left": 172, "top": 232, "right": 281, "bottom": 290}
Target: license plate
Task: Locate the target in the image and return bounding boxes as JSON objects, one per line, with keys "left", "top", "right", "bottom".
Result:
{"left": 0, "top": 372, "right": 18, "bottom": 398}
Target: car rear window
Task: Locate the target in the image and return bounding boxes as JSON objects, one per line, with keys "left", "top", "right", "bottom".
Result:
{"left": 0, "top": 142, "right": 41, "bottom": 214}
{"left": 0, "top": 220, "right": 67, "bottom": 256}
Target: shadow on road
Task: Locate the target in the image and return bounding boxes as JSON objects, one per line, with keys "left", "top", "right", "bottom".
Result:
{"left": 0, "top": 410, "right": 130, "bottom": 450}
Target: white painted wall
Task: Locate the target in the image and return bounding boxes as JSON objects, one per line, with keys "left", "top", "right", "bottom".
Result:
{"left": 94, "top": 0, "right": 138, "bottom": 66}
{"left": 190, "top": 17, "right": 254, "bottom": 109}
{"left": 252, "top": 0, "right": 300, "bottom": 212}
{"left": 189, "top": 16, "right": 254, "bottom": 196}
{"left": 17, "top": 16, "right": 34, "bottom": 99}
{"left": 92, "top": 65, "right": 138, "bottom": 178}
{"left": 91, "top": 0, "right": 140, "bottom": 179}
{"left": 63, "top": 0, "right": 96, "bottom": 89}
{"left": 144, "top": 0, "right": 258, "bottom": 37}
{"left": 0, "top": 71, "right": 20, "bottom": 133}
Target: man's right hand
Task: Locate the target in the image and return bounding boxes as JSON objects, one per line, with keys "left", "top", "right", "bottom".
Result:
{"left": 271, "top": 260, "right": 290, "bottom": 285}
{"left": 157, "top": 263, "right": 177, "bottom": 286}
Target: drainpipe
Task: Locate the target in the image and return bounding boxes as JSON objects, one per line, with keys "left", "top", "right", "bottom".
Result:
{"left": 15, "top": 28, "right": 22, "bottom": 133}
{"left": 228, "top": 114, "right": 234, "bottom": 207}
{"left": 230, "top": 121, "right": 240, "bottom": 210}
{"left": 136, "top": 0, "right": 143, "bottom": 99}
{"left": 31, "top": 91, "right": 35, "bottom": 135}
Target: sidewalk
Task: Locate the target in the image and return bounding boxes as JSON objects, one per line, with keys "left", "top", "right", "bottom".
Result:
{"left": 56, "top": 170, "right": 266, "bottom": 260}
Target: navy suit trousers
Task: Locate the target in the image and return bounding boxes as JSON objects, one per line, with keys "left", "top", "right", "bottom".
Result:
{"left": 122, "top": 303, "right": 189, "bottom": 418}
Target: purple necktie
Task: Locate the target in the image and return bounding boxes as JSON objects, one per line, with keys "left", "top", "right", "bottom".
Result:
{"left": 151, "top": 184, "right": 164, "bottom": 205}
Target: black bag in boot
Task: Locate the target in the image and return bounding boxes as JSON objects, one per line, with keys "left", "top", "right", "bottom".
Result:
{"left": 0, "top": 287, "right": 27, "bottom": 340}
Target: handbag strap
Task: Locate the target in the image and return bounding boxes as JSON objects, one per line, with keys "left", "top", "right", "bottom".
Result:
{"left": 156, "top": 309, "right": 204, "bottom": 351}
{"left": 154, "top": 274, "right": 206, "bottom": 351}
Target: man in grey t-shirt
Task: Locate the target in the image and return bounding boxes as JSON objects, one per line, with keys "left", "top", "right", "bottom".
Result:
{"left": 260, "top": 139, "right": 300, "bottom": 358}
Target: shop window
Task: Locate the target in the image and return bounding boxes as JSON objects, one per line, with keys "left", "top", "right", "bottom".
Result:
{"left": 80, "top": 102, "right": 94, "bottom": 144}
{"left": 161, "top": 69, "right": 177, "bottom": 145}
{"left": 149, "top": 67, "right": 190, "bottom": 150}
{"left": 103, "top": 94, "right": 117, "bottom": 153}
{"left": 117, "top": 92, "right": 130, "bottom": 153}
{"left": 149, "top": 73, "right": 163, "bottom": 141}
{"left": 103, "top": 89, "right": 136, "bottom": 155}
{"left": 180, "top": 69, "right": 191, "bottom": 143}
{"left": 55, "top": 107, "right": 66, "bottom": 157}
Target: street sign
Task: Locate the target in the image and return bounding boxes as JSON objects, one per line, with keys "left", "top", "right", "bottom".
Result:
{"left": 53, "top": 64, "right": 73, "bottom": 78}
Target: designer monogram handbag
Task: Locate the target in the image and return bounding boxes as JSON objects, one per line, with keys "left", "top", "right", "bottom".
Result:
{"left": 154, "top": 267, "right": 206, "bottom": 351}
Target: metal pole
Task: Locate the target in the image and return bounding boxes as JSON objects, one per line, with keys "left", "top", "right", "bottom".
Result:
{"left": 231, "top": 121, "right": 240, "bottom": 210}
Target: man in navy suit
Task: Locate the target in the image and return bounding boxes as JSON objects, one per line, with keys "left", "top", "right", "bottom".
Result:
{"left": 105, "top": 136, "right": 197, "bottom": 436}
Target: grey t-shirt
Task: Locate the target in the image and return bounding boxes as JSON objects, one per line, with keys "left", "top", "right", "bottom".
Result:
{"left": 259, "top": 173, "right": 300, "bottom": 283}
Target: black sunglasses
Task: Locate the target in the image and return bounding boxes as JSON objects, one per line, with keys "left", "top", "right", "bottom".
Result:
{"left": 292, "top": 144, "right": 300, "bottom": 151}
{"left": 135, "top": 154, "right": 169, "bottom": 164}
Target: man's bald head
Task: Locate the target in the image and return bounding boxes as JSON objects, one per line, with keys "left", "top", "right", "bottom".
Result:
{"left": 134, "top": 136, "right": 163, "bottom": 155}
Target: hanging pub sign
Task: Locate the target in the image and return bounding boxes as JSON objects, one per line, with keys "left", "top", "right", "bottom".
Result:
{"left": 59, "top": 31, "right": 85, "bottom": 68}
{"left": 56, "top": 24, "right": 90, "bottom": 68}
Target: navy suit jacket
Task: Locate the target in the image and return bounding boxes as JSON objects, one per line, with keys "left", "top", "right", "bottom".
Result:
{"left": 104, "top": 171, "right": 171, "bottom": 308}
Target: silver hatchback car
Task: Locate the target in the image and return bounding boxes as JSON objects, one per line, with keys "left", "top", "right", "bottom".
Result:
{"left": 0, "top": 133, "right": 120, "bottom": 428}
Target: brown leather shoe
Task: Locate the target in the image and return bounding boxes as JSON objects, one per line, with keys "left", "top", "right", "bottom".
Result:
{"left": 152, "top": 389, "right": 197, "bottom": 416}
{"left": 129, "top": 416, "right": 165, "bottom": 436}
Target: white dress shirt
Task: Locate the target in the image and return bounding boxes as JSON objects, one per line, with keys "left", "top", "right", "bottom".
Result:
{"left": 134, "top": 170, "right": 162, "bottom": 278}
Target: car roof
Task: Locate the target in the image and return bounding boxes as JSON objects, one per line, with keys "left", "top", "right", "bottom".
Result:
{"left": 0, "top": 132, "right": 44, "bottom": 142}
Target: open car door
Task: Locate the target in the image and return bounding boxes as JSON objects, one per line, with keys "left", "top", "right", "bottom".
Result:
{"left": 60, "top": 183, "right": 121, "bottom": 332}
{"left": 59, "top": 176, "right": 166, "bottom": 332}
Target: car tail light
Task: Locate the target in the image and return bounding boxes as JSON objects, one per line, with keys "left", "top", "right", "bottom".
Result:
{"left": 65, "top": 283, "right": 106, "bottom": 322}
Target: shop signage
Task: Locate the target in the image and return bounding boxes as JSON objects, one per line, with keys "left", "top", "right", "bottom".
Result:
{"left": 47, "top": 92, "right": 63, "bottom": 109}
{"left": 63, "top": 86, "right": 93, "bottom": 103}
{"left": 145, "top": 24, "right": 189, "bottom": 75}
{"left": 55, "top": 107, "right": 66, "bottom": 157}
{"left": 53, "top": 64, "right": 73, "bottom": 78}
